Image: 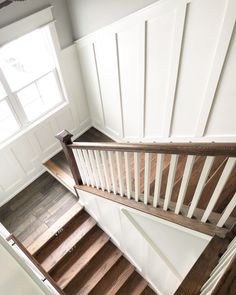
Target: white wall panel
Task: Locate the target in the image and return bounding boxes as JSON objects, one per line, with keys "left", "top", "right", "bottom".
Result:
{"left": 0, "top": 151, "right": 22, "bottom": 191}
{"left": 78, "top": 44, "right": 104, "bottom": 127}
{"left": 145, "top": 10, "right": 176, "bottom": 138}
{"left": 55, "top": 109, "right": 75, "bottom": 134}
{"left": 171, "top": 0, "right": 227, "bottom": 137}
{"left": 94, "top": 34, "right": 123, "bottom": 137}
{"left": 206, "top": 26, "right": 236, "bottom": 137}
{"left": 11, "top": 138, "right": 36, "bottom": 174}
{"left": 34, "top": 122, "right": 56, "bottom": 153}
{"left": 76, "top": 0, "right": 236, "bottom": 143}
{"left": 117, "top": 23, "right": 144, "bottom": 139}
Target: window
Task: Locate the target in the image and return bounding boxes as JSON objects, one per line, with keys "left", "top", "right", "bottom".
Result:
{"left": 0, "top": 81, "right": 19, "bottom": 141}
{"left": 0, "top": 26, "right": 65, "bottom": 143}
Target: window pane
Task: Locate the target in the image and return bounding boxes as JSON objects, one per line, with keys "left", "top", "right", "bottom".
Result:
{"left": 0, "top": 100, "right": 19, "bottom": 142}
{"left": 0, "top": 81, "right": 6, "bottom": 100}
{"left": 0, "top": 27, "right": 55, "bottom": 91}
{"left": 17, "top": 72, "right": 63, "bottom": 121}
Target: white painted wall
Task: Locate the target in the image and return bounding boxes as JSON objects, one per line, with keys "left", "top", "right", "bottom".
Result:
{"left": 76, "top": 0, "right": 236, "bottom": 143}
{"left": 0, "top": 14, "right": 90, "bottom": 207}
{"left": 67, "top": 0, "right": 161, "bottom": 39}
{"left": 0, "top": 244, "right": 45, "bottom": 295}
{"left": 78, "top": 190, "right": 210, "bottom": 295}
{"left": 2, "top": 247, "right": 43, "bottom": 294}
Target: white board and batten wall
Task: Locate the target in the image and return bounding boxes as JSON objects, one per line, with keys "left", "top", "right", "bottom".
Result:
{"left": 77, "top": 0, "right": 236, "bottom": 143}
{"left": 0, "top": 8, "right": 90, "bottom": 207}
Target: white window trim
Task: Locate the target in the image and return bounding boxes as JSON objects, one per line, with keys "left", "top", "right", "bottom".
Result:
{"left": 0, "top": 8, "right": 70, "bottom": 148}
{"left": 0, "top": 7, "right": 54, "bottom": 46}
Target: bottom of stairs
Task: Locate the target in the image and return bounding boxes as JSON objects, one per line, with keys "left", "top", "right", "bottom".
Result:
{"left": 27, "top": 202, "right": 157, "bottom": 295}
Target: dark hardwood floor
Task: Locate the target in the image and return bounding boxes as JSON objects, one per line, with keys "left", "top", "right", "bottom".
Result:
{"left": 0, "top": 173, "right": 77, "bottom": 248}
{"left": 0, "top": 128, "right": 112, "bottom": 248}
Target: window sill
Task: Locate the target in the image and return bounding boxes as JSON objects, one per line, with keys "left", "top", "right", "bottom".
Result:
{"left": 0, "top": 101, "right": 69, "bottom": 150}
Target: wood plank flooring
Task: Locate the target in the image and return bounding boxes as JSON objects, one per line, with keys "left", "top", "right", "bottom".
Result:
{"left": 0, "top": 173, "right": 77, "bottom": 248}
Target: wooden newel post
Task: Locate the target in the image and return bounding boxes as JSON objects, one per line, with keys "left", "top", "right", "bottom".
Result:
{"left": 55, "top": 130, "right": 82, "bottom": 185}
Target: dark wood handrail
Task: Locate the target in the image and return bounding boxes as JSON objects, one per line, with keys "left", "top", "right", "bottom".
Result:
{"left": 68, "top": 142, "right": 236, "bottom": 156}
{"left": 6, "top": 234, "right": 65, "bottom": 295}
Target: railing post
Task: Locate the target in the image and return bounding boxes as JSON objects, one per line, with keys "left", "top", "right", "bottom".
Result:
{"left": 56, "top": 130, "right": 82, "bottom": 185}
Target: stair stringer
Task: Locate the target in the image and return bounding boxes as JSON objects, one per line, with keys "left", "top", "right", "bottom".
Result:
{"left": 77, "top": 189, "right": 211, "bottom": 295}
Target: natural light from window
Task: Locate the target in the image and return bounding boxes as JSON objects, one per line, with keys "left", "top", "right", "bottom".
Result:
{"left": 0, "top": 81, "right": 19, "bottom": 141}
{"left": 0, "top": 26, "right": 64, "bottom": 143}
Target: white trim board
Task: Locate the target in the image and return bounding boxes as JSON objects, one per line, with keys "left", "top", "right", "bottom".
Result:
{"left": 0, "top": 6, "right": 54, "bottom": 46}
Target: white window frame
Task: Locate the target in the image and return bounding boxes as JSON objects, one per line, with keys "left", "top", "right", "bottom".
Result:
{"left": 0, "top": 8, "right": 67, "bottom": 144}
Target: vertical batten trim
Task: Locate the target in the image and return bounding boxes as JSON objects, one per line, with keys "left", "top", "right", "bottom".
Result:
{"left": 153, "top": 154, "right": 164, "bottom": 207}
{"left": 92, "top": 43, "right": 106, "bottom": 126}
{"left": 162, "top": 3, "right": 187, "bottom": 137}
{"left": 144, "top": 153, "right": 152, "bottom": 205}
{"left": 195, "top": 0, "right": 236, "bottom": 136}
{"left": 163, "top": 154, "right": 179, "bottom": 210}
{"left": 201, "top": 158, "right": 236, "bottom": 223}
{"left": 115, "top": 33, "right": 125, "bottom": 138}
{"left": 175, "top": 155, "right": 195, "bottom": 214}
{"left": 134, "top": 152, "right": 140, "bottom": 201}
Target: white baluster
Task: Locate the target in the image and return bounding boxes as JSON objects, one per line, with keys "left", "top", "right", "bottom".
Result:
{"left": 175, "top": 155, "right": 195, "bottom": 214}
{"left": 134, "top": 152, "right": 140, "bottom": 202}
{"left": 101, "top": 151, "right": 111, "bottom": 193}
{"left": 94, "top": 150, "right": 105, "bottom": 191}
{"left": 217, "top": 192, "right": 236, "bottom": 227}
{"left": 78, "top": 150, "right": 90, "bottom": 185}
{"left": 82, "top": 149, "right": 95, "bottom": 187}
{"left": 116, "top": 151, "right": 124, "bottom": 197}
{"left": 153, "top": 154, "right": 164, "bottom": 207}
{"left": 73, "top": 149, "right": 86, "bottom": 185}
{"left": 201, "top": 158, "right": 236, "bottom": 223}
{"left": 144, "top": 153, "right": 152, "bottom": 205}
{"left": 125, "top": 152, "right": 132, "bottom": 199}
{"left": 108, "top": 151, "right": 117, "bottom": 194}
{"left": 187, "top": 156, "right": 215, "bottom": 218}
{"left": 163, "top": 154, "right": 179, "bottom": 211}
{"left": 88, "top": 150, "right": 100, "bottom": 189}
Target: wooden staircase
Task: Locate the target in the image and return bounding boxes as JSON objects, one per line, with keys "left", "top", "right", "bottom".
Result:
{"left": 25, "top": 202, "right": 156, "bottom": 295}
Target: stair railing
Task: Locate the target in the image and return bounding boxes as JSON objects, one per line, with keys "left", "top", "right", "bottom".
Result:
{"left": 56, "top": 130, "right": 236, "bottom": 237}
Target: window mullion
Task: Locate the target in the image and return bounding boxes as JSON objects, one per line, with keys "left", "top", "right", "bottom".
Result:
{"left": 0, "top": 68, "right": 28, "bottom": 127}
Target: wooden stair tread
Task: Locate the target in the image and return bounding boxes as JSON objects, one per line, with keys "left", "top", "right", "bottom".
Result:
{"left": 52, "top": 228, "right": 110, "bottom": 289}
{"left": 141, "top": 286, "right": 157, "bottom": 295}
{"left": 65, "top": 242, "right": 122, "bottom": 295}
{"left": 27, "top": 202, "right": 83, "bottom": 255}
{"left": 89, "top": 257, "right": 135, "bottom": 295}
{"left": 116, "top": 272, "right": 148, "bottom": 295}
{"left": 44, "top": 159, "right": 74, "bottom": 191}
{"left": 35, "top": 211, "right": 96, "bottom": 272}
